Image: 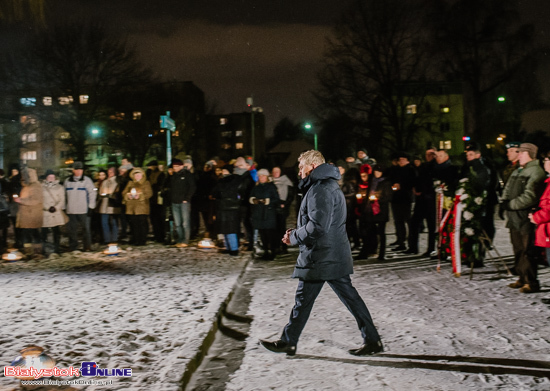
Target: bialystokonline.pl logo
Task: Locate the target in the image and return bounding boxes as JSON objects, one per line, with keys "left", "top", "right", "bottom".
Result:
{"left": 4, "top": 361, "right": 132, "bottom": 386}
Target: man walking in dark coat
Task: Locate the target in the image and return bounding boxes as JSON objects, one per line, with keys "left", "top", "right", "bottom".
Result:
{"left": 259, "top": 150, "right": 383, "bottom": 356}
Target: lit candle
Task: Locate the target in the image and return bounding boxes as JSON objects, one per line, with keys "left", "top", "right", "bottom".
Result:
{"left": 356, "top": 194, "right": 362, "bottom": 199}
{"left": 369, "top": 195, "right": 377, "bottom": 201}
{"left": 7, "top": 253, "right": 16, "bottom": 260}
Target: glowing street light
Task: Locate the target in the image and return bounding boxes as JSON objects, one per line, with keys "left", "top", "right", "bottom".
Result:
{"left": 304, "top": 122, "right": 317, "bottom": 151}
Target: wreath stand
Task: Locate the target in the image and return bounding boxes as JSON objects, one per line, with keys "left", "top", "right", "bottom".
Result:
{"left": 469, "top": 229, "right": 513, "bottom": 280}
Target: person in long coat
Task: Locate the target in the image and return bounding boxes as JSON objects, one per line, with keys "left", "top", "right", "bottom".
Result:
{"left": 356, "top": 164, "right": 392, "bottom": 261}
{"left": 42, "top": 170, "right": 68, "bottom": 254}
{"left": 211, "top": 165, "right": 242, "bottom": 256}
{"left": 249, "top": 169, "right": 280, "bottom": 260}
{"left": 98, "top": 167, "right": 121, "bottom": 244}
{"left": 260, "top": 151, "right": 383, "bottom": 357}
{"left": 122, "top": 168, "right": 152, "bottom": 246}
{"left": 15, "top": 168, "right": 43, "bottom": 257}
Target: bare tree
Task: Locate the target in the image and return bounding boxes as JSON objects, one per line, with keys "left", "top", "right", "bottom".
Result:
{"left": 314, "top": 0, "right": 436, "bottom": 155}
{"left": 430, "top": 0, "right": 539, "bottom": 143}
{"left": 5, "top": 21, "right": 153, "bottom": 164}
{"left": 0, "top": 0, "right": 45, "bottom": 25}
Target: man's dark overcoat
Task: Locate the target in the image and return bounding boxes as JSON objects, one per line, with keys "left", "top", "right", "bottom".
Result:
{"left": 290, "top": 163, "right": 353, "bottom": 280}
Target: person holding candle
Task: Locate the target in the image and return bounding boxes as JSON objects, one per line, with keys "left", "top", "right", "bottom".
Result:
{"left": 122, "top": 167, "right": 153, "bottom": 246}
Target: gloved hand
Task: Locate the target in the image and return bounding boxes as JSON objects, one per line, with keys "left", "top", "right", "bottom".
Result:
{"left": 501, "top": 200, "right": 510, "bottom": 211}
{"left": 87, "top": 208, "right": 94, "bottom": 217}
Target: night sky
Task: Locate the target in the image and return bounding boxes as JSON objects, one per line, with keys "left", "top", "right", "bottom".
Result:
{"left": 3, "top": 0, "right": 550, "bottom": 135}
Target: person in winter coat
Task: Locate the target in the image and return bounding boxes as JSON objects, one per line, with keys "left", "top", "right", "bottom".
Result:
{"left": 122, "top": 167, "right": 153, "bottom": 246}
{"left": 388, "top": 153, "right": 416, "bottom": 251}
{"left": 211, "top": 165, "right": 242, "bottom": 256}
{"left": 15, "top": 168, "right": 44, "bottom": 258}
{"left": 98, "top": 167, "right": 121, "bottom": 244}
{"left": 356, "top": 165, "right": 392, "bottom": 261}
{"left": 64, "top": 161, "right": 96, "bottom": 252}
{"left": 41, "top": 170, "right": 67, "bottom": 254}
{"left": 249, "top": 169, "right": 280, "bottom": 260}
{"left": 502, "top": 143, "right": 546, "bottom": 293}
{"left": 167, "top": 159, "right": 196, "bottom": 248}
{"left": 259, "top": 150, "right": 383, "bottom": 357}
{"left": 272, "top": 166, "right": 294, "bottom": 254}
{"left": 92, "top": 170, "right": 107, "bottom": 244}
{"left": 529, "top": 151, "right": 550, "bottom": 303}
{"left": 234, "top": 156, "right": 256, "bottom": 251}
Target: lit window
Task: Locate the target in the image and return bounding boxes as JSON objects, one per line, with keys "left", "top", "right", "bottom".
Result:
{"left": 115, "top": 112, "right": 125, "bottom": 120}
{"left": 133, "top": 111, "right": 142, "bottom": 120}
{"left": 220, "top": 118, "right": 227, "bottom": 125}
{"left": 439, "top": 140, "right": 452, "bottom": 149}
{"left": 221, "top": 131, "right": 232, "bottom": 137}
{"left": 59, "top": 96, "right": 73, "bottom": 105}
{"left": 221, "top": 143, "right": 231, "bottom": 150}
{"left": 79, "top": 95, "right": 89, "bottom": 104}
{"left": 20, "top": 97, "right": 36, "bottom": 107}
{"left": 27, "top": 133, "right": 37, "bottom": 142}
{"left": 440, "top": 105, "right": 450, "bottom": 113}
{"left": 20, "top": 116, "right": 27, "bottom": 124}
{"left": 21, "top": 151, "right": 37, "bottom": 160}
{"left": 236, "top": 143, "right": 244, "bottom": 149}
{"left": 406, "top": 104, "right": 417, "bottom": 114}
{"left": 235, "top": 130, "right": 243, "bottom": 137}
{"left": 43, "top": 97, "right": 52, "bottom": 106}
{"left": 59, "top": 132, "right": 70, "bottom": 139}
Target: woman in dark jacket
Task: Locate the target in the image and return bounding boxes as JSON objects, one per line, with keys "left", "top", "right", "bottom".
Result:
{"left": 249, "top": 169, "right": 280, "bottom": 260}
{"left": 211, "top": 165, "right": 242, "bottom": 256}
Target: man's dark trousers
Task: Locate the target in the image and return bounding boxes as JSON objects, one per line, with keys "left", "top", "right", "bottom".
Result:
{"left": 281, "top": 275, "right": 381, "bottom": 346}
{"left": 408, "top": 196, "right": 436, "bottom": 253}
{"left": 391, "top": 202, "right": 411, "bottom": 246}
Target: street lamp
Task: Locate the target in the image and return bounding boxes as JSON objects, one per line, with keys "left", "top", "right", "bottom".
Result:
{"left": 304, "top": 122, "right": 317, "bottom": 151}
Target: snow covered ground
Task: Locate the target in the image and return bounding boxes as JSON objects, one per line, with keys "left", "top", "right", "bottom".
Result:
{"left": 0, "top": 245, "right": 248, "bottom": 390}
{"left": 229, "top": 222, "right": 550, "bottom": 391}
{"left": 0, "top": 217, "right": 549, "bottom": 391}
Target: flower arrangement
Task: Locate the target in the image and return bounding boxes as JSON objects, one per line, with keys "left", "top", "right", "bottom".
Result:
{"left": 439, "top": 170, "right": 487, "bottom": 265}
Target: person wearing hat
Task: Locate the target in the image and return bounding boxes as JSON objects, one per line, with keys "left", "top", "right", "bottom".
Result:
{"left": 249, "top": 169, "right": 280, "bottom": 260}
{"left": 502, "top": 143, "right": 546, "bottom": 292}
{"left": 64, "top": 162, "right": 96, "bottom": 252}
{"left": 146, "top": 160, "right": 166, "bottom": 243}
{"left": 502, "top": 141, "right": 521, "bottom": 186}
{"left": 166, "top": 158, "right": 196, "bottom": 247}
{"left": 387, "top": 152, "right": 416, "bottom": 251}
{"left": 211, "top": 164, "right": 241, "bottom": 256}
{"left": 42, "top": 169, "right": 68, "bottom": 254}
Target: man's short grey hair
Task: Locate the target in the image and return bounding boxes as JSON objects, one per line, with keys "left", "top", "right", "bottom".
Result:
{"left": 298, "top": 150, "right": 325, "bottom": 166}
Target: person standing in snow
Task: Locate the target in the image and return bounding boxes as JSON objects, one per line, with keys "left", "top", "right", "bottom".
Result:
{"left": 259, "top": 150, "right": 383, "bottom": 356}
{"left": 271, "top": 166, "right": 294, "bottom": 254}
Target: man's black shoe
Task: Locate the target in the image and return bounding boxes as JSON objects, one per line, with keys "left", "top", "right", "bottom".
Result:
{"left": 348, "top": 340, "right": 384, "bottom": 356}
{"left": 259, "top": 339, "right": 296, "bottom": 356}
{"left": 389, "top": 241, "right": 399, "bottom": 246}
{"left": 541, "top": 298, "right": 550, "bottom": 305}
{"left": 403, "top": 249, "right": 418, "bottom": 254}
{"left": 392, "top": 245, "right": 406, "bottom": 251}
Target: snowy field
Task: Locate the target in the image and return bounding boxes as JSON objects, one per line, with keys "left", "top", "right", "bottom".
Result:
{"left": 0, "top": 246, "right": 248, "bottom": 391}
{"left": 231, "top": 223, "right": 550, "bottom": 391}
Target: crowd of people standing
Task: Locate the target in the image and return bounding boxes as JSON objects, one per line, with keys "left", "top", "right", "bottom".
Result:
{"left": 0, "top": 155, "right": 295, "bottom": 261}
